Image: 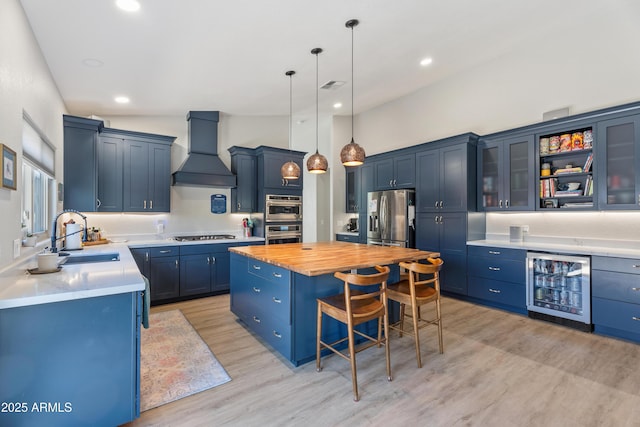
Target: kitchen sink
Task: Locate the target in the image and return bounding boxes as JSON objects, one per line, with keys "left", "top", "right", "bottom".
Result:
{"left": 60, "top": 252, "right": 120, "bottom": 264}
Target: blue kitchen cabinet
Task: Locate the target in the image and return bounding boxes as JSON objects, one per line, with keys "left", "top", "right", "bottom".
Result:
{"left": 374, "top": 153, "right": 415, "bottom": 190}
{"left": 358, "top": 162, "right": 374, "bottom": 243}
{"left": 229, "top": 253, "right": 388, "bottom": 366}
{"left": 336, "top": 233, "right": 359, "bottom": 243}
{"left": 97, "top": 135, "right": 124, "bottom": 211}
{"left": 345, "top": 166, "right": 359, "bottom": 213}
{"left": 130, "top": 247, "right": 150, "bottom": 277}
{"left": 417, "top": 141, "right": 477, "bottom": 212}
{"left": 63, "top": 115, "right": 102, "bottom": 212}
{"left": 123, "top": 135, "right": 173, "bottom": 212}
{"left": 257, "top": 146, "right": 305, "bottom": 190}
{"left": 477, "top": 134, "right": 535, "bottom": 211}
{"left": 0, "top": 292, "right": 141, "bottom": 426}
{"left": 148, "top": 246, "right": 180, "bottom": 301}
{"left": 180, "top": 244, "right": 238, "bottom": 295}
{"left": 229, "top": 146, "right": 257, "bottom": 213}
{"left": 466, "top": 245, "right": 527, "bottom": 314}
{"left": 592, "top": 255, "right": 640, "bottom": 343}
{"left": 416, "top": 211, "right": 469, "bottom": 295}
{"left": 596, "top": 114, "right": 640, "bottom": 210}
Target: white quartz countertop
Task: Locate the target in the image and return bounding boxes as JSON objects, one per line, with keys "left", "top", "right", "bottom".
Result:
{"left": 0, "top": 243, "right": 144, "bottom": 310}
{"left": 0, "top": 236, "right": 265, "bottom": 310}
{"left": 468, "top": 236, "right": 640, "bottom": 259}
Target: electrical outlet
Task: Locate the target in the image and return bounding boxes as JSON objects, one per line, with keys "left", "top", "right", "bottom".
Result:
{"left": 521, "top": 225, "right": 530, "bottom": 233}
{"left": 13, "top": 239, "right": 21, "bottom": 258}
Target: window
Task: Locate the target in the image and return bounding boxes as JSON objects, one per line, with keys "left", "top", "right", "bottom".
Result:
{"left": 21, "top": 113, "right": 56, "bottom": 235}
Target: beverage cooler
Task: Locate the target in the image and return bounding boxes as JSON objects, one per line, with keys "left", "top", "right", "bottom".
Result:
{"left": 526, "top": 252, "right": 592, "bottom": 331}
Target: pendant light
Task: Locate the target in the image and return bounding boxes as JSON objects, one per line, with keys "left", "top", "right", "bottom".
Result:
{"left": 340, "top": 19, "right": 366, "bottom": 166}
{"left": 306, "top": 47, "right": 328, "bottom": 174}
{"left": 281, "top": 70, "right": 301, "bottom": 180}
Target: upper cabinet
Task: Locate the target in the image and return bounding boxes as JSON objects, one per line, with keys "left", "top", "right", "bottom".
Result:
{"left": 374, "top": 154, "right": 415, "bottom": 190}
{"left": 229, "top": 146, "right": 257, "bottom": 213}
{"left": 257, "top": 146, "right": 305, "bottom": 191}
{"left": 345, "top": 166, "right": 360, "bottom": 213}
{"left": 597, "top": 114, "right": 640, "bottom": 210}
{"left": 478, "top": 134, "right": 535, "bottom": 211}
{"left": 417, "top": 139, "right": 477, "bottom": 212}
{"left": 63, "top": 115, "right": 175, "bottom": 213}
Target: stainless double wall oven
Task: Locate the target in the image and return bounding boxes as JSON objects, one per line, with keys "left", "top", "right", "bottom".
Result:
{"left": 264, "top": 194, "right": 302, "bottom": 244}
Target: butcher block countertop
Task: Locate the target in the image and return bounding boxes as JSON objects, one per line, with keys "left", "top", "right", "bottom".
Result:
{"left": 229, "top": 241, "right": 440, "bottom": 276}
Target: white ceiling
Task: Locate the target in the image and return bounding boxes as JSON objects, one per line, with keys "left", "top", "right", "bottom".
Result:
{"left": 19, "top": 0, "right": 622, "bottom": 118}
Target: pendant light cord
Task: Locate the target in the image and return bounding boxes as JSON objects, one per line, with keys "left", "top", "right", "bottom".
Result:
{"left": 289, "top": 72, "right": 292, "bottom": 153}
{"left": 315, "top": 50, "right": 319, "bottom": 153}
{"left": 351, "top": 23, "right": 354, "bottom": 142}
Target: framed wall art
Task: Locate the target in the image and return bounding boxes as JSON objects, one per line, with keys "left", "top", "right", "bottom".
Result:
{"left": 2, "top": 143, "right": 17, "bottom": 190}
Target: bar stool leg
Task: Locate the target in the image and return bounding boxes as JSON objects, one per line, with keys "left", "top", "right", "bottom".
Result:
{"left": 411, "top": 300, "right": 422, "bottom": 368}
{"left": 383, "top": 304, "right": 392, "bottom": 381}
{"left": 436, "top": 297, "right": 444, "bottom": 354}
{"left": 399, "top": 303, "right": 406, "bottom": 337}
{"left": 316, "top": 301, "right": 323, "bottom": 372}
{"left": 347, "top": 319, "right": 359, "bottom": 401}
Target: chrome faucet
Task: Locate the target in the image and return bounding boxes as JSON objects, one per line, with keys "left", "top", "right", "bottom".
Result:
{"left": 50, "top": 209, "right": 88, "bottom": 253}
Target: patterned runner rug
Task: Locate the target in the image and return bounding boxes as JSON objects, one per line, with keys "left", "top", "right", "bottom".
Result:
{"left": 140, "top": 309, "right": 231, "bottom": 412}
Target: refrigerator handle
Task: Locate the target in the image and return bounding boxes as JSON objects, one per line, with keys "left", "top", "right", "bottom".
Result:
{"left": 380, "top": 194, "right": 387, "bottom": 238}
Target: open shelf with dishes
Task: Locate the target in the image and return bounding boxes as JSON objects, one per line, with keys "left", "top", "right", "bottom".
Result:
{"left": 538, "top": 127, "right": 594, "bottom": 209}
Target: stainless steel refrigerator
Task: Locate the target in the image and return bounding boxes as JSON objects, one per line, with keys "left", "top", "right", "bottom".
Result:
{"left": 367, "top": 189, "right": 416, "bottom": 247}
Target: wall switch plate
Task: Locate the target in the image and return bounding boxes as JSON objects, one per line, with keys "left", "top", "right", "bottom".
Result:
{"left": 13, "top": 239, "right": 21, "bottom": 258}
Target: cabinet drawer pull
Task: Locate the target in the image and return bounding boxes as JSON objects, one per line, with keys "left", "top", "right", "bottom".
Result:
{"left": 631, "top": 288, "right": 640, "bottom": 291}
{"left": 632, "top": 265, "right": 640, "bottom": 269}
{"left": 252, "top": 287, "right": 261, "bottom": 293}
{"left": 632, "top": 317, "right": 640, "bottom": 322}
{"left": 159, "top": 250, "right": 172, "bottom": 254}
{"left": 96, "top": 198, "right": 102, "bottom": 208}
{"left": 488, "top": 250, "right": 501, "bottom": 255}
{"left": 488, "top": 288, "right": 501, "bottom": 294}
{"left": 252, "top": 316, "right": 261, "bottom": 323}
{"left": 434, "top": 201, "right": 439, "bottom": 208}
{"left": 175, "top": 259, "right": 179, "bottom": 268}
{"left": 150, "top": 200, "right": 153, "bottom": 210}
{"left": 144, "top": 200, "right": 147, "bottom": 209}
{"left": 273, "top": 297, "right": 282, "bottom": 304}
{"left": 145, "top": 252, "right": 149, "bottom": 262}
{"left": 488, "top": 267, "right": 501, "bottom": 271}
{"left": 273, "top": 272, "right": 282, "bottom": 278}
{"left": 273, "top": 331, "right": 282, "bottom": 338}
{"left": 252, "top": 265, "right": 261, "bottom": 270}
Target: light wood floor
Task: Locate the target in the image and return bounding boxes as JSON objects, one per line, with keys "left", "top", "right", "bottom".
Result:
{"left": 126, "top": 295, "right": 640, "bottom": 427}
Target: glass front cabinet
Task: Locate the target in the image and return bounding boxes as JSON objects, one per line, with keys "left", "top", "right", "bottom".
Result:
{"left": 478, "top": 134, "right": 535, "bottom": 211}
{"left": 597, "top": 114, "right": 640, "bottom": 210}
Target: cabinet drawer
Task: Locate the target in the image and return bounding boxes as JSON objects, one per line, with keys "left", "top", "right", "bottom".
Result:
{"left": 148, "top": 246, "right": 180, "bottom": 258}
{"left": 336, "top": 233, "right": 359, "bottom": 243}
{"left": 467, "top": 256, "right": 525, "bottom": 283}
{"left": 238, "top": 308, "right": 292, "bottom": 359}
{"left": 248, "top": 259, "right": 290, "bottom": 285}
{"left": 592, "top": 256, "right": 640, "bottom": 275}
{"left": 592, "top": 270, "right": 640, "bottom": 304}
{"left": 468, "top": 277, "right": 525, "bottom": 309}
{"left": 592, "top": 297, "right": 640, "bottom": 335}
{"left": 248, "top": 279, "right": 291, "bottom": 324}
{"left": 468, "top": 245, "right": 525, "bottom": 261}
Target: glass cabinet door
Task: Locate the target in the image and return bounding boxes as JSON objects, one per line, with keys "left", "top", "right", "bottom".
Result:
{"left": 597, "top": 115, "right": 640, "bottom": 209}
{"left": 505, "top": 135, "right": 534, "bottom": 209}
{"left": 479, "top": 143, "right": 501, "bottom": 209}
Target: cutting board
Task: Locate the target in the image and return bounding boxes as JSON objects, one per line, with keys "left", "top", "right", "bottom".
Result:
{"left": 83, "top": 239, "right": 110, "bottom": 246}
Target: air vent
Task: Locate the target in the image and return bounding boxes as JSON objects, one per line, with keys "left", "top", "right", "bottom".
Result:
{"left": 320, "top": 80, "right": 346, "bottom": 90}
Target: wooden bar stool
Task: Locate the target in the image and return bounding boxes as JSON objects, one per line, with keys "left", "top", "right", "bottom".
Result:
{"left": 316, "top": 265, "right": 391, "bottom": 401}
{"left": 387, "top": 258, "right": 444, "bottom": 368}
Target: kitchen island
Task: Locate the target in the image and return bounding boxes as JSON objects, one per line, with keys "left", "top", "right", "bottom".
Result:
{"left": 0, "top": 244, "right": 145, "bottom": 427}
{"left": 229, "top": 242, "right": 439, "bottom": 366}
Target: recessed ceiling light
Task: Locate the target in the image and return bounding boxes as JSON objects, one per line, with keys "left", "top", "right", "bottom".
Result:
{"left": 116, "top": 0, "right": 140, "bottom": 12}
{"left": 333, "top": 102, "right": 342, "bottom": 109}
{"left": 115, "top": 96, "right": 130, "bottom": 104}
{"left": 420, "top": 57, "right": 433, "bottom": 67}
{"left": 82, "top": 58, "right": 104, "bottom": 67}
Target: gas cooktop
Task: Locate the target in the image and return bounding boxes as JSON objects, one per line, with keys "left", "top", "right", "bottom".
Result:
{"left": 173, "top": 234, "right": 236, "bottom": 242}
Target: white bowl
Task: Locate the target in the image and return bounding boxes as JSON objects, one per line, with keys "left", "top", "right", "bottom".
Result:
{"left": 566, "top": 182, "right": 580, "bottom": 191}
{"left": 37, "top": 253, "right": 59, "bottom": 271}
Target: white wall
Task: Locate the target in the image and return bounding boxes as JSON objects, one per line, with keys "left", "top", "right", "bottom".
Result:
{"left": 0, "top": 0, "right": 67, "bottom": 268}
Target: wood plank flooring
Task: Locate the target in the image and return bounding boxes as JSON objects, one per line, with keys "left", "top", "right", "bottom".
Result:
{"left": 125, "top": 295, "right": 640, "bottom": 427}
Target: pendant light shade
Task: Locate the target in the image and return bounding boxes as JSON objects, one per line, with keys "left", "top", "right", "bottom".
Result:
{"left": 340, "top": 19, "right": 366, "bottom": 167}
{"left": 281, "top": 70, "right": 301, "bottom": 180}
{"left": 306, "top": 47, "right": 328, "bottom": 174}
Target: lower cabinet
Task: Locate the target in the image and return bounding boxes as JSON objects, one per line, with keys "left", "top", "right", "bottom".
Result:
{"left": 416, "top": 212, "right": 469, "bottom": 295}
{"left": 592, "top": 256, "right": 640, "bottom": 343}
{"left": 130, "top": 242, "right": 260, "bottom": 304}
{"left": 466, "top": 245, "right": 526, "bottom": 313}
{"left": 0, "top": 292, "right": 141, "bottom": 426}
{"left": 335, "top": 233, "right": 359, "bottom": 243}
{"left": 230, "top": 253, "right": 387, "bottom": 366}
